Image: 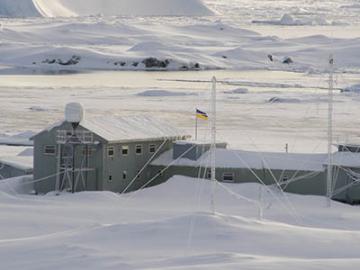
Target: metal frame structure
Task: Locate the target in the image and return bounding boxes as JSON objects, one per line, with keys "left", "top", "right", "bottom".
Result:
{"left": 55, "top": 126, "right": 96, "bottom": 193}
{"left": 327, "top": 55, "right": 334, "bottom": 207}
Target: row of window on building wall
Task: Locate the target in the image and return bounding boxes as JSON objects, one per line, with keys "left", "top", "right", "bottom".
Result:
{"left": 43, "top": 145, "right": 94, "bottom": 156}
{"left": 44, "top": 145, "right": 254, "bottom": 183}
{"left": 107, "top": 144, "right": 157, "bottom": 158}
{"left": 205, "top": 170, "right": 235, "bottom": 183}
{"left": 108, "top": 170, "right": 128, "bottom": 183}
{"left": 43, "top": 144, "right": 158, "bottom": 157}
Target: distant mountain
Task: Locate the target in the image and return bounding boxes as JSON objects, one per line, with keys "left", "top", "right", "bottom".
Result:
{"left": 0, "top": 0, "right": 213, "bottom": 17}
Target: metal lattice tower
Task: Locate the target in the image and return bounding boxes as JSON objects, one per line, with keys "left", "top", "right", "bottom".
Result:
{"left": 55, "top": 103, "right": 96, "bottom": 193}
{"left": 55, "top": 127, "right": 96, "bottom": 193}
{"left": 326, "top": 55, "right": 335, "bottom": 207}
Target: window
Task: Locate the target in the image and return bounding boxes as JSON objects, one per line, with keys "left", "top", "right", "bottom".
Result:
{"left": 121, "top": 145, "right": 129, "bottom": 156}
{"left": 108, "top": 146, "right": 115, "bottom": 157}
{"left": 108, "top": 175, "right": 113, "bottom": 183}
{"left": 123, "top": 171, "right": 127, "bottom": 180}
{"left": 82, "top": 147, "right": 93, "bottom": 156}
{"left": 44, "top": 145, "right": 56, "bottom": 155}
{"left": 222, "top": 172, "right": 235, "bottom": 183}
{"left": 135, "top": 144, "right": 143, "bottom": 155}
{"left": 149, "top": 144, "right": 156, "bottom": 154}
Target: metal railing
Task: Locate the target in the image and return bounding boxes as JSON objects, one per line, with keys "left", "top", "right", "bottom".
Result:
{"left": 56, "top": 130, "right": 94, "bottom": 144}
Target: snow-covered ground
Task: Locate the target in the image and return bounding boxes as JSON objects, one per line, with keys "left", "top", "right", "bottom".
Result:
{"left": 0, "top": 176, "right": 360, "bottom": 270}
{"left": 0, "top": 70, "right": 359, "bottom": 153}
{"left": 0, "top": 0, "right": 360, "bottom": 269}
{"left": 0, "top": 17, "right": 359, "bottom": 72}
{"left": 0, "top": 1, "right": 359, "bottom": 72}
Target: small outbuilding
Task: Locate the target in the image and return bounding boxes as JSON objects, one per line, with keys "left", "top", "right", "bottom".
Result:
{"left": 0, "top": 155, "right": 33, "bottom": 179}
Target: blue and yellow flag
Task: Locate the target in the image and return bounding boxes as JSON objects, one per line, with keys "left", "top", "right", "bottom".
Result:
{"left": 196, "top": 109, "right": 209, "bottom": 120}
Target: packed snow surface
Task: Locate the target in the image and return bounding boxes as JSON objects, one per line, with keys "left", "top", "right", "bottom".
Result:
{"left": 0, "top": 0, "right": 213, "bottom": 17}
{"left": 0, "top": 176, "right": 360, "bottom": 269}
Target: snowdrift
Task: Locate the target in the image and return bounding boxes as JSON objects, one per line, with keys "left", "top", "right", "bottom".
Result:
{"left": 252, "top": 14, "right": 332, "bottom": 26}
{"left": 0, "top": 0, "right": 213, "bottom": 17}
{"left": 1, "top": 176, "right": 360, "bottom": 270}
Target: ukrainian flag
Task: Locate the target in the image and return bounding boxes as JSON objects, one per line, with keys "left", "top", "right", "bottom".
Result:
{"left": 196, "top": 109, "right": 209, "bottom": 120}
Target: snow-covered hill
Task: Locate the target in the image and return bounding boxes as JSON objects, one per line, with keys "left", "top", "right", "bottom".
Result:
{"left": 0, "top": 0, "right": 213, "bottom": 17}
{"left": 1, "top": 18, "right": 359, "bottom": 73}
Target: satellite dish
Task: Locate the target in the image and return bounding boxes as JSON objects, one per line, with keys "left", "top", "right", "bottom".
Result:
{"left": 65, "top": 102, "right": 84, "bottom": 124}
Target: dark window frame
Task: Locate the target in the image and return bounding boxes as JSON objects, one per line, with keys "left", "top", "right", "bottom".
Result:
{"left": 121, "top": 145, "right": 129, "bottom": 156}
{"left": 206, "top": 169, "right": 212, "bottom": 179}
{"left": 222, "top": 172, "right": 235, "bottom": 183}
{"left": 44, "top": 145, "right": 56, "bottom": 156}
{"left": 82, "top": 147, "right": 93, "bottom": 156}
{"left": 108, "top": 146, "right": 115, "bottom": 158}
{"left": 108, "top": 175, "right": 113, "bottom": 183}
{"left": 135, "top": 144, "right": 143, "bottom": 155}
{"left": 149, "top": 144, "right": 156, "bottom": 154}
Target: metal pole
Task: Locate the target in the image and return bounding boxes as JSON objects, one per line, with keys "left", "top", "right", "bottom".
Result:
{"left": 72, "top": 144, "right": 76, "bottom": 193}
{"left": 258, "top": 185, "right": 263, "bottom": 220}
{"left": 210, "top": 76, "right": 217, "bottom": 215}
{"left": 71, "top": 123, "right": 78, "bottom": 194}
{"left": 195, "top": 114, "right": 198, "bottom": 141}
{"left": 55, "top": 144, "right": 61, "bottom": 193}
{"left": 85, "top": 145, "right": 89, "bottom": 190}
{"left": 327, "top": 55, "right": 334, "bottom": 207}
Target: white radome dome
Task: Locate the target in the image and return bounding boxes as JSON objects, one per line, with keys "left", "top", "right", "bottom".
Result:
{"left": 65, "top": 102, "right": 84, "bottom": 123}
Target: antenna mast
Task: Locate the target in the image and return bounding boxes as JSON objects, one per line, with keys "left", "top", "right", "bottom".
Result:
{"left": 210, "top": 76, "right": 217, "bottom": 215}
{"left": 326, "top": 55, "right": 334, "bottom": 207}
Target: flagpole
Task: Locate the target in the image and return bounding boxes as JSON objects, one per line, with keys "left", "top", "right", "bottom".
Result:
{"left": 195, "top": 112, "right": 198, "bottom": 141}
{"left": 210, "top": 76, "right": 217, "bottom": 215}
{"left": 326, "top": 54, "right": 334, "bottom": 208}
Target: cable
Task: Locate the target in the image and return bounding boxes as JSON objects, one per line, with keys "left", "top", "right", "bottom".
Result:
{"left": 230, "top": 150, "right": 302, "bottom": 223}
{"left": 122, "top": 139, "right": 168, "bottom": 194}
{"left": 123, "top": 143, "right": 199, "bottom": 202}
{"left": 245, "top": 136, "right": 303, "bottom": 222}
{"left": 217, "top": 181, "right": 263, "bottom": 210}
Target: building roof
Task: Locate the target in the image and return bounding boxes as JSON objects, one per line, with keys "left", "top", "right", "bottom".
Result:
{"left": 34, "top": 115, "right": 190, "bottom": 143}
{"left": 0, "top": 156, "right": 33, "bottom": 171}
{"left": 82, "top": 115, "right": 189, "bottom": 143}
{"left": 327, "top": 151, "right": 360, "bottom": 168}
{"left": 151, "top": 148, "right": 328, "bottom": 172}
